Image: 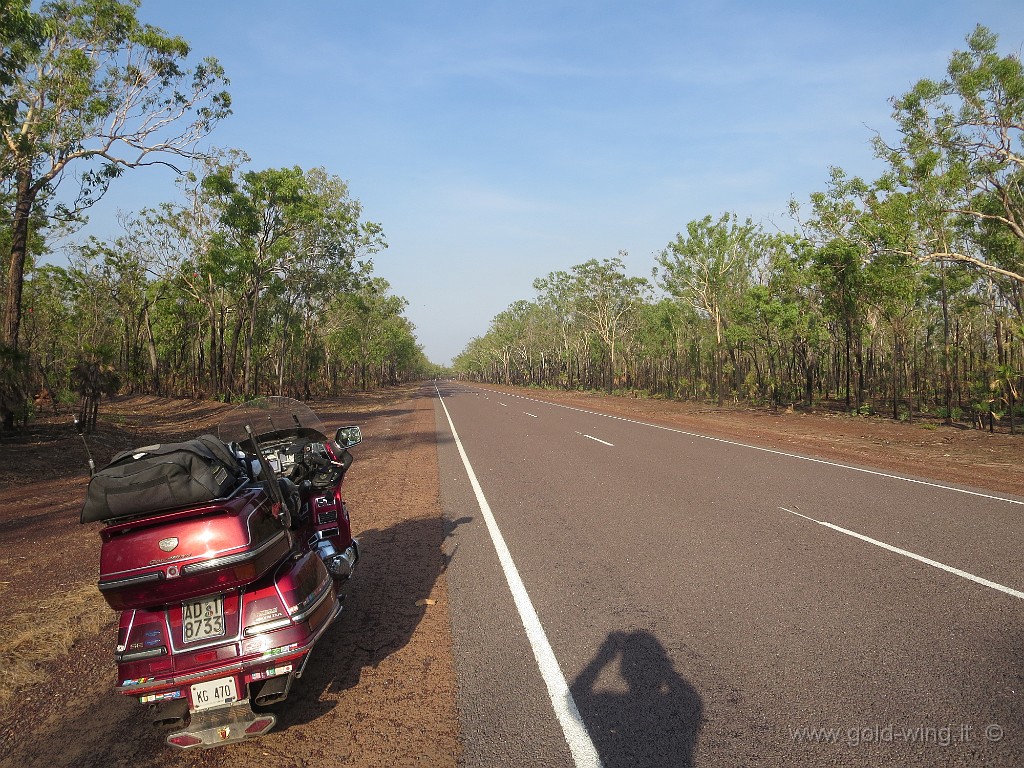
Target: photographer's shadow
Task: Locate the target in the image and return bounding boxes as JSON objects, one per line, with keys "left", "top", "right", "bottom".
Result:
{"left": 571, "top": 630, "right": 703, "bottom": 767}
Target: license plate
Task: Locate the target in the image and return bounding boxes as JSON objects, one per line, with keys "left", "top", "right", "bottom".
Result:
{"left": 190, "top": 676, "right": 237, "bottom": 711}
{"left": 182, "top": 595, "right": 225, "bottom": 643}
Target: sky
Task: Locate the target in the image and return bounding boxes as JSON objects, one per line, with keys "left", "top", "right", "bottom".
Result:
{"left": 63, "top": 0, "right": 1024, "bottom": 366}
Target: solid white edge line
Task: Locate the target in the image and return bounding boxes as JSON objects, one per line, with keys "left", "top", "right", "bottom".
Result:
{"left": 465, "top": 386, "right": 1023, "bottom": 507}
{"left": 435, "top": 386, "right": 604, "bottom": 768}
{"left": 780, "top": 507, "right": 1024, "bottom": 600}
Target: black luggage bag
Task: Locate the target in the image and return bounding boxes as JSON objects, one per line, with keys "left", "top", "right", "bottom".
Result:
{"left": 81, "top": 434, "right": 246, "bottom": 524}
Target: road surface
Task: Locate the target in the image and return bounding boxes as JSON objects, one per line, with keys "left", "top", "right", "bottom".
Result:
{"left": 434, "top": 382, "right": 1024, "bottom": 767}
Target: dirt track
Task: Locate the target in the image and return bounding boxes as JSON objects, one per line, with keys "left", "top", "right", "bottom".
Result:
{"left": 1, "top": 383, "right": 1021, "bottom": 767}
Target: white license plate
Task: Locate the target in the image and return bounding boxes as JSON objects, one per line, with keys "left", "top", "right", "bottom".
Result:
{"left": 190, "top": 676, "right": 237, "bottom": 711}
{"left": 182, "top": 595, "right": 225, "bottom": 643}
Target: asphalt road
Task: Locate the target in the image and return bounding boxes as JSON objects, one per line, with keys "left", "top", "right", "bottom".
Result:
{"left": 434, "top": 382, "right": 1024, "bottom": 767}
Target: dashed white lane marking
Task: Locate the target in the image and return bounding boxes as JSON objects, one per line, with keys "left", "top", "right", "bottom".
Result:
{"left": 524, "top": 412, "right": 538, "bottom": 418}
{"left": 499, "top": 402, "right": 507, "bottom": 407}
{"left": 581, "top": 434, "right": 613, "bottom": 447}
{"left": 435, "top": 387, "right": 603, "bottom": 767}
{"left": 781, "top": 507, "right": 1024, "bottom": 600}
{"left": 474, "top": 387, "right": 1023, "bottom": 507}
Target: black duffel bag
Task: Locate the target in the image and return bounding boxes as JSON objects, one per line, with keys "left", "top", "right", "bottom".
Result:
{"left": 81, "top": 434, "right": 246, "bottom": 524}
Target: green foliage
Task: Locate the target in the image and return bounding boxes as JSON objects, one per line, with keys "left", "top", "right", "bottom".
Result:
{"left": 12, "top": 153, "right": 426, "bottom": 403}
{"left": 878, "top": 25, "right": 1024, "bottom": 285}
{"left": 1, "top": 0, "right": 232, "bottom": 356}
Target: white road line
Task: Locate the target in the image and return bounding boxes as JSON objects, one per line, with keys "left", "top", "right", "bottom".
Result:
{"left": 583, "top": 434, "right": 614, "bottom": 447}
{"left": 781, "top": 507, "right": 1024, "bottom": 600}
{"left": 467, "top": 387, "right": 1023, "bottom": 507}
{"left": 524, "top": 412, "right": 538, "bottom": 418}
{"left": 499, "top": 402, "right": 507, "bottom": 407}
{"left": 435, "top": 387, "right": 603, "bottom": 768}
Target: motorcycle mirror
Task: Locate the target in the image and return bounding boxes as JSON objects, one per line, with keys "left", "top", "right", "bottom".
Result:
{"left": 335, "top": 425, "right": 361, "bottom": 448}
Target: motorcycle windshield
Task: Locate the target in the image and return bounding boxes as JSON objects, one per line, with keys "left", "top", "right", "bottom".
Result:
{"left": 216, "top": 396, "right": 329, "bottom": 446}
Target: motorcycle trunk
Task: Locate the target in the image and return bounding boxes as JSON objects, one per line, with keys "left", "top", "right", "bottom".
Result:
{"left": 116, "top": 549, "right": 340, "bottom": 749}
{"left": 95, "top": 484, "right": 293, "bottom": 611}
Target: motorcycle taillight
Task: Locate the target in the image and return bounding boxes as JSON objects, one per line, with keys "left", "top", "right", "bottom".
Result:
{"left": 242, "top": 594, "right": 289, "bottom": 636}
{"left": 279, "top": 555, "right": 324, "bottom": 614}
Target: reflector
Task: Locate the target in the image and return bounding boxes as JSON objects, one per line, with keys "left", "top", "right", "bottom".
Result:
{"left": 167, "top": 733, "right": 202, "bottom": 747}
{"left": 245, "top": 717, "right": 276, "bottom": 735}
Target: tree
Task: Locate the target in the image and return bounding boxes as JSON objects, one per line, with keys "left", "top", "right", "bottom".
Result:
{"left": 0, "top": 0, "right": 42, "bottom": 124}
{"left": 330, "top": 277, "right": 407, "bottom": 390}
{"left": 203, "top": 164, "right": 383, "bottom": 396}
{"left": 878, "top": 25, "right": 1024, "bottom": 285}
{"left": 534, "top": 255, "right": 650, "bottom": 393}
{"left": 656, "top": 213, "right": 761, "bottom": 405}
{"left": 1, "top": 0, "right": 230, "bottom": 357}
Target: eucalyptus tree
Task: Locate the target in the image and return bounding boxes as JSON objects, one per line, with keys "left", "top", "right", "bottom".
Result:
{"left": 534, "top": 255, "right": 650, "bottom": 392}
{"left": 275, "top": 167, "right": 379, "bottom": 390}
{"left": 114, "top": 149, "right": 248, "bottom": 394}
{"left": 452, "top": 335, "right": 490, "bottom": 381}
{"left": 0, "top": 0, "right": 39, "bottom": 80}
{"left": 656, "top": 213, "right": 762, "bottom": 405}
{"left": 330, "top": 277, "right": 408, "bottom": 390}
{"left": 201, "top": 164, "right": 382, "bottom": 395}
{"left": 729, "top": 236, "right": 825, "bottom": 406}
{"left": 529, "top": 269, "right": 586, "bottom": 388}
{"left": 810, "top": 240, "right": 866, "bottom": 407}
{"left": 201, "top": 165, "right": 303, "bottom": 394}
{"left": 0, "top": 0, "right": 230, "bottom": 359}
{"left": 628, "top": 298, "right": 680, "bottom": 395}
{"left": 877, "top": 25, "right": 1024, "bottom": 285}
{"left": 69, "top": 237, "right": 161, "bottom": 389}
{"left": 796, "top": 170, "right": 934, "bottom": 415}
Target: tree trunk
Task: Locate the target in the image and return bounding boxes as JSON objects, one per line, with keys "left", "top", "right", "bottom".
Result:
{"left": 844, "top": 317, "right": 853, "bottom": 409}
{"left": 714, "top": 312, "right": 724, "bottom": 407}
{"left": 2, "top": 169, "right": 36, "bottom": 353}
{"left": 226, "top": 313, "right": 243, "bottom": 396}
{"left": 207, "top": 303, "right": 219, "bottom": 393}
{"left": 143, "top": 304, "right": 160, "bottom": 392}
{"left": 940, "top": 261, "right": 953, "bottom": 425}
{"left": 242, "top": 292, "right": 258, "bottom": 397}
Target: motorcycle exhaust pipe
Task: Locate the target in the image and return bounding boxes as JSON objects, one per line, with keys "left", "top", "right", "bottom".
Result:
{"left": 152, "top": 699, "right": 189, "bottom": 729}
{"left": 254, "top": 673, "right": 293, "bottom": 706}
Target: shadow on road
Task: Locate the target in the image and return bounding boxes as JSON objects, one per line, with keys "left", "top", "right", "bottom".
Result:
{"left": 571, "top": 630, "right": 703, "bottom": 767}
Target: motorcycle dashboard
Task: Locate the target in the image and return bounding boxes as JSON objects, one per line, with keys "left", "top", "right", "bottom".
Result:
{"left": 265, "top": 449, "right": 297, "bottom": 475}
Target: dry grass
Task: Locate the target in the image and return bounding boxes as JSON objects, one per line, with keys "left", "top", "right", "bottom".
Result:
{"left": 0, "top": 581, "right": 109, "bottom": 704}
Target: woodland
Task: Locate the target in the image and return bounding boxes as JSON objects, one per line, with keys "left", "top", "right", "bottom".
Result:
{"left": 0, "top": 0, "right": 435, "bottom": 431}
{"left": 3, "top": 4, "right": 1023, "bottom": 434}
{"left": 454, "top": 26, "right": 1024, "bottom": 431}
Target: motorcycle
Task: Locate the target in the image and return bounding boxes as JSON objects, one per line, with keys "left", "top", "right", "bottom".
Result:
{"left": 79, "top": 397, "right": 362, "bottom": 749}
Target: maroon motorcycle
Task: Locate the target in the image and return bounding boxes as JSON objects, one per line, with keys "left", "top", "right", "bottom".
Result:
{"left": 80, "top": 397, "right": 361, "bottom": 749}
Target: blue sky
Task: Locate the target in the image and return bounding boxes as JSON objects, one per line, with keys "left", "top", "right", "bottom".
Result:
{"left": 69, "top": 1, "right": 1024, "bottom": 365}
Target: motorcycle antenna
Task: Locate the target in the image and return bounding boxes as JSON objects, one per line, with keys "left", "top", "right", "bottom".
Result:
{"left": 244, "top": 423, "right": 291, "bottom": 528}
{"left": 74, "top": 415, "right": 97, "bottom": 476}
